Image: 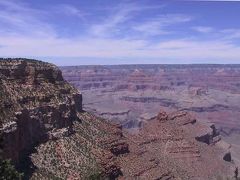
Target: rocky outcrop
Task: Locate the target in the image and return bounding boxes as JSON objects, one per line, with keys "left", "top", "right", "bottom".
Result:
{"left": 117, "top": 110, "right": 235, "bottom": 179}
{"left": 188, "top": 86, "right": 208, "bottom": 96}
{"left": 195, "top": 124, "right": 221, "bottom": 145}
{"left": 223, "top": 152, "right": 232, "bottom": 162}
{"left": 0, "top": 59, "right": 128, "bottom": 179}
{"left": 169, "top": 111, "right": 197, "bottom": 125}
{"left": 157, "top": 111, "right": 168, "bottom": 122}
{"left": 0, "top": 58, "right": 63, "bottom": 84}
{"left": 0, "top": 59, "right": 82, "bottom": 166}
{"left": 120, "top": 96, "right": 178, "bottom": 107}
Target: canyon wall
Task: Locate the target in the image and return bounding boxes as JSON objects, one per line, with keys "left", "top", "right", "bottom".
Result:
{"left": 0, "top": 59, "right": 128, "bottom": 179}
{"left": 61, "top": 64, "right": 240, "bottom": 133}
{"left": 61, "top": 64, "right": 240, "bottom": 167}
{"left": 0, "top": 59, "right": 237, "bottom": 179}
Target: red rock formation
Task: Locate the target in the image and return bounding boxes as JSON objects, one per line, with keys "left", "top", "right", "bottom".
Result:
{"left": 157, "top": 110, "right": 168, "bottom": 122}
{"left": 117, "top": 110, "right": 235, "bottom": 179}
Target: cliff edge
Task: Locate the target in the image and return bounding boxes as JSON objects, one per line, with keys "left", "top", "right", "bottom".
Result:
{"left": 0, "top": 59, "right": 127, "bottom": 179}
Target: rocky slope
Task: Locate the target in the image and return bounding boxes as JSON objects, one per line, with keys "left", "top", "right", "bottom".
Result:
{"left": 0, "top": 59, "right": 237, "bottom": 179}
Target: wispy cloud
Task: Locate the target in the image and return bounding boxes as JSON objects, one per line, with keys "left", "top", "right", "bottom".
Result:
{"left": 1, "top": 35, "right": 240, "bottom": 63}
{"left": 90, "top": 8, "right": 131, "bottom": 37}
{"left": 52, "top": 4, "right": 87, "bottom": 20}
{"left": 133, "top": 14, "right": 192, "bottom": 36}
{"left": 220, "top": 29, "right": 240, "bottom": 39}
{"left": 90, "top": 2, "right": 165, "bottom": 37}
{"left": 0, "top": 0, "right": 55, "bottom": 37}
{"left": 192, "top": 26, "right": 214, "bottom": 33}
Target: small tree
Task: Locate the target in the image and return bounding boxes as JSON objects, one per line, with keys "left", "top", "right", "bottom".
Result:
{"left": 234, "top": 167, "right": 239, "bottom": 180}
{"left": 0, "top": 132, "right": 23, "bottom": 179}
{"left": 87, "top": 170, "right": 103, "bottom": 180}
{"left": 0, "top": 159, "right": 23, "bottom": 180}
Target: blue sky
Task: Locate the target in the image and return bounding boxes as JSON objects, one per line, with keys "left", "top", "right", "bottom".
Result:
{"left": 0, "top": 0, "right": 240, "bottom": 65}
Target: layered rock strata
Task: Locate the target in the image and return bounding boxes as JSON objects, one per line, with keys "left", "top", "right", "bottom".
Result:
{"left": 61, "top": 64, "right": 240, "bottom": 166}
{"left": 118, "top": 111, "right": 236, "bottom": 179}
{"left": 0, "top": 59, "right": 128, "bottom": 179}
{"left": 0, "top": 59, "right": 237, "bottom": 179}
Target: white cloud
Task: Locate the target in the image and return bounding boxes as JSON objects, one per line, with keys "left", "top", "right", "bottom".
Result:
{"left": 1, "top": 34, "right": 240, "bottom": 63}
{"left": 220, "top": 29, "right": 240, "bottom": 39}
{"left": 90, "top": 3, "right": 165, "bottom": 37}
{"left": 192, "top": 26, "right": 214, "bottom": 33}
{"left": 52, "top": 4, "right": 87, "bottom": 20}
{"left": 0, "top": 0, "right": 55, "bottom": 38}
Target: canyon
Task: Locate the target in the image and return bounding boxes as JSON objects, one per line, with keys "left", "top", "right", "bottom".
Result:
{"left": 0, "top": 59, "right": 238, "bottom": 179}
{"left": 61, "top": 64, "right": 240, "bottom": 167}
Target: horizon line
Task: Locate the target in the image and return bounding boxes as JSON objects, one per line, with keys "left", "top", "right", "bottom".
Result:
{"left": 60, "top": 63, "right": 240, "bottom": 67}
{"left": 1, "top": 57, "right": 240, "bottom": 66}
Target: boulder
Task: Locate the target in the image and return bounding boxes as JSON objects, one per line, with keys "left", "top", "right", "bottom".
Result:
{"left": 223, "top": 152, "right": 232, "bottom": 162}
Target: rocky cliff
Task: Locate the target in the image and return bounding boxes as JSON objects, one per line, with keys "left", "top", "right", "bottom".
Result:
{"left": 0, "top": 59, "right": 128, "bottom": 179}
{"left": 0, "top": 59, "right": 81, "bottom": 164}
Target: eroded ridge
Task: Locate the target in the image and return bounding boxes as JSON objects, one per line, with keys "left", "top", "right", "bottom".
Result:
{"left": 118, "top": 110, "right": 235, "bottom": 179}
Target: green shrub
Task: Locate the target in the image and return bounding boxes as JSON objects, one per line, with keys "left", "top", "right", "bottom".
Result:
{"left": 0, "top": 159, "right": 23, "bottom": 180}
{"left": 88, "top": 171, "right": 103, "bottom": 180}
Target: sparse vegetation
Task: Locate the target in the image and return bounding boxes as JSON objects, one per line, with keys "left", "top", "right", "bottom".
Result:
{"left": 235, "top": 167, "right": 239, "bottom": 180}
{"left": 87, "top": 171, "right": 103, "bottom": 180}
{"left": 0, "top": 159, "right": 23, "bottom": 180}
{"left": 0, "top": 132, "right": 23, "bottom": 179}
